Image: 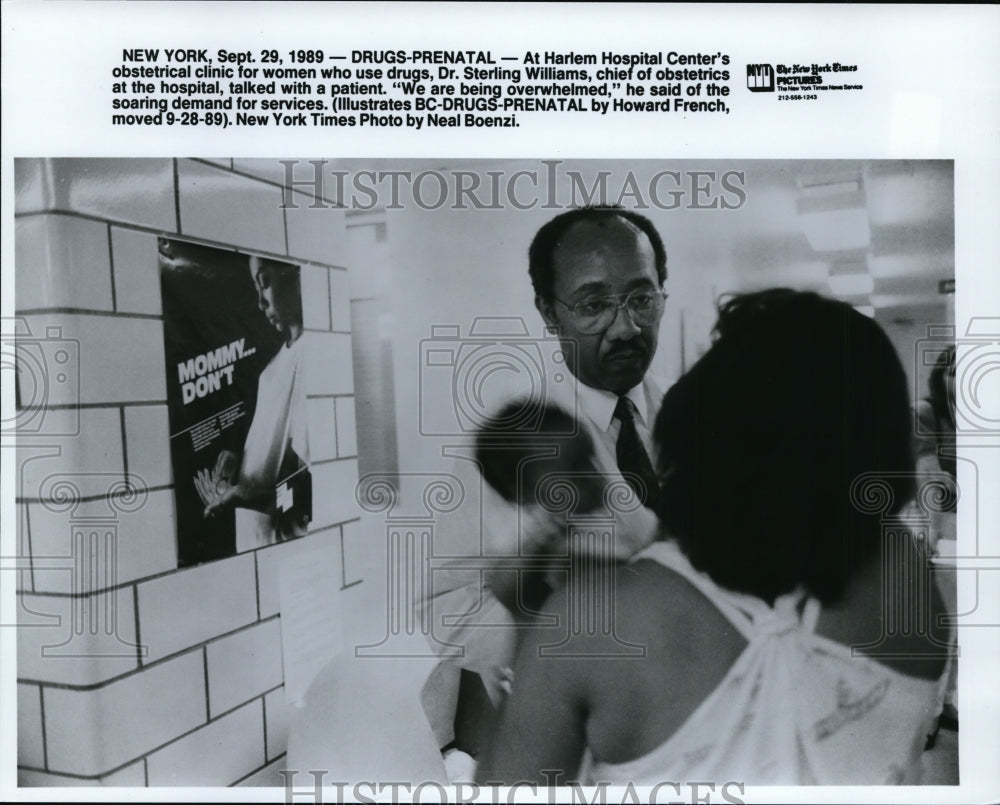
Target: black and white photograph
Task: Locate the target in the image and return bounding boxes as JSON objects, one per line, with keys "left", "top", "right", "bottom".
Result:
{"left": 292, "top": 157, "right": 963, "bottom": 791}
{"left": 2, "top": 4, "right": 998, "bottom": 804}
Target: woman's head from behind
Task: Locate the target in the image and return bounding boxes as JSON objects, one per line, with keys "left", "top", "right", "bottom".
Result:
{"left": 654, "top": 289, "right": 914, "bottom": 604}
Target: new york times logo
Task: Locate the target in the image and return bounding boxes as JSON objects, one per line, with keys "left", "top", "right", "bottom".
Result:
{"left": 746, "top": 64, "right": 775, "bottom": 92}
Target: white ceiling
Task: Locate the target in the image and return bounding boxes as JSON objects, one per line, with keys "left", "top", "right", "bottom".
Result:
{"left": 336, "top": 157, "right": 955, "bottom": 326}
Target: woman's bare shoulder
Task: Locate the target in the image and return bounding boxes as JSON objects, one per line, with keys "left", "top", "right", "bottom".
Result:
{"left": 536, "top": 556, "right": 743, "bottom": 679}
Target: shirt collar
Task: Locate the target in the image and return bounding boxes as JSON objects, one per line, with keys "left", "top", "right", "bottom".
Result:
{"left": 577, "top": 379, "right": 649, "bottom": 434}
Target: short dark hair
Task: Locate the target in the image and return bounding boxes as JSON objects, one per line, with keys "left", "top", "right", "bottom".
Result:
{"left": 654, "top": 290, "right": 915, "bottom": 604}
{"left": 475, "top": 402, "right": 593, "bottom": 505}
{"left": 528, "top": 207, "right": 667, "bottom": 303}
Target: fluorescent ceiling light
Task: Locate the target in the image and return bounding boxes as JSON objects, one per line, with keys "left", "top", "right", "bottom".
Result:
{"left": 854, "top": 305, "right": 876, "bottom": 318}
{"left": 798, "top": 177, "right": 863, "bottom": 197}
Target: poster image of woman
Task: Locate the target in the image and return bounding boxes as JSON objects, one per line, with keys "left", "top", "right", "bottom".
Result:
{"left": 159, "top": 241, "right": 312, "bottom": 566}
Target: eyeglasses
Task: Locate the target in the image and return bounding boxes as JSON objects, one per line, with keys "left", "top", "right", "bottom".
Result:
{"left": 554, "top": 289, "right": 667, "bottom": 335}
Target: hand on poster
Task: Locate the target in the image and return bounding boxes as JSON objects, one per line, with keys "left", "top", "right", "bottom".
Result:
{"left": 192, "top": 461, "right": 235, "bottom": 518}
{"left": 193, "top": 449, "right": 253, "bottom": 518}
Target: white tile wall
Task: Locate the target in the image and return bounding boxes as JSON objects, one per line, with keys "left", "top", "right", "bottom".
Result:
{"left": 206, "top": 619, "right": 283, "bottom": 718}
{"left": 99, "top": 760, "right": 148, "bottom": 786}
{"left": 345, "top": 219, "right": 381, "bottom": 299}
{"left": 340, "top": 519, "right": 369, "bottom": 591}
{"left": 176, "top": 160, "right": 286, "bottom": 255}
{"left": 254, "top": 552, "right": 278, "bottom": 622}
{"left": 145, "top": 700, "right": 264, "bottom": 786}
{"left": 123, "top": 405, "right": 173, "bottom": 489}
{"left": 338, "top": 569, "right": 382, "bottom": 655}
{"left": 285, "top": 199, "right": 349, "bottom": 267}
{"left": 33, "top": 158, "right": 177, "bottom": 231}
{"left": 28, "top": 490, "right": 177, "bottom": 593}
{"left": 20, "top": 313, "right": 166, "bottom": 405}
{"left": 232, "top": 158, "right": 291, "bottom": 187}
{"left": 110, "top": 227, "right": 163, "bottom": 315}
{"left": 18, "top": 769, "right": 97, "bottom": 787}
{"left": 15, "top": 156, "right": 360, "bottom": 788}
{"left": 17, "top": 761, "right": 146, "bottom": 787}
{"left": 328, "top": 268, "right": 352, "bottom": 332}
{"left": 17, "top": 683, "right": 45, "bottom": 768}
{"left": 18, "top": 588, "right": 139, "bottom": 685}
{"left": 306, "top": 398, "right": 338, "bottom": 462}
{"left": 15, "top": 511, "right": 32, "bottom": 590}
{"left": 256, "top": 532, "right": 339, "bottom": 620}
{"left": 335, "top": 397, "right": 357, "bottom": 457}
{"left": 311, "top": 460, "right": 361, "bottom": 530}
{"left": 14, "top": 158, "right": 47, "bottom": 212}
{"left": 44, "top": 650, "right": 205, "bottom": 775}
{"left": 303, "top": 332, "right": 354, "bottom": 396}
{"left": 137, "top": 553, "right": 257, "bottom": 663}
{"left": 19, "top": 408, "right": 125, "bottom": 501}
{"left": 300, "top": 264, "right": 332, "bottom": 330}
{"left": 15, "top": 215, "right": 114, "bottom": 311}
{"left": 263, "top": 686, "right": 294, "bottom": 762}
{"left": 235, "top": 755, "right": 289, "bottom": 787}
{"left": 10, "top": 332, "right": 84, "bottom": 412}
{"left": 15, "top": 566, "right": 32, "bottom": 595}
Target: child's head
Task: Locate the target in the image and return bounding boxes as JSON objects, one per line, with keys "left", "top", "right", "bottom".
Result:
{"left": 475, "top": 402, "right": 597, "bottom": 508}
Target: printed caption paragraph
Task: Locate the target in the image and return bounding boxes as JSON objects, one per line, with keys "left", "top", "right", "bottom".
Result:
{"left": 111, "top": 48, "right": 733, "bottom": 129}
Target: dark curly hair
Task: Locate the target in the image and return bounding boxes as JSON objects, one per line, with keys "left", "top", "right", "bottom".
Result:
{"left": 475, "top": 402, "right": 594, "bottom": 506}
{"left": 654, "top": 289, "right": 915, "bottom": 604}
{"left": 528, "top": 206, "right": 667, "bottom": 303}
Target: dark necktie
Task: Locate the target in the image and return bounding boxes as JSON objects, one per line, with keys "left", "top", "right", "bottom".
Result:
{"left": 615, "top": 396, "right": 660, "bottom": 513}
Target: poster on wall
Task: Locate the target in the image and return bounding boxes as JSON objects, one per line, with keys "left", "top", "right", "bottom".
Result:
{"left": 158, "top": 238, "right": 312, "bottom": 566}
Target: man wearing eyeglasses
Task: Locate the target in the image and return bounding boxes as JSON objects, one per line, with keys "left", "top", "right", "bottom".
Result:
{"left": 420, "top": 208, "right": 669, "bottom": 762}
{"left": 530, "top": 206, "right": 667, "bottom": 518}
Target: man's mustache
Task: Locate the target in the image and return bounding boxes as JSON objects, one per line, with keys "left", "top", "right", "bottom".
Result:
{"left": 604, "top": 342, "right": 649, "bottom": 360}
